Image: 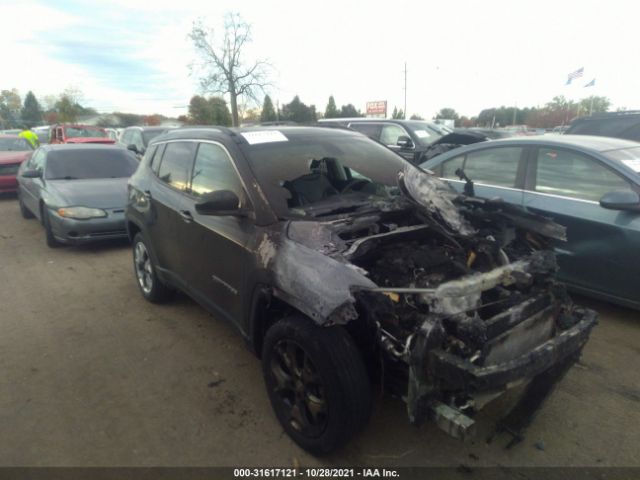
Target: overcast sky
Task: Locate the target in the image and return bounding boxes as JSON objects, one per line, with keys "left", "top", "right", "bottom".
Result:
{"left": 1, "top": 0, "right": 638, "bottom": 119}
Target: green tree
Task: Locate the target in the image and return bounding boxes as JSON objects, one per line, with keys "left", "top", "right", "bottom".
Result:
{"left": 260, "top": 95, "right": 277, "bottom": 122}
{"left": 338, "top": 104, "right": 362, "bottom": 117}
{"left": 325, "top": 95, "right": 339, "bottom": 118}
{"left": 209, "top": 96, "right": 232, "bottom": 126}
{"left": 579, "top": 96, "right": 610, "bottom": 115}
{"left": 188, "top": 95, "right": 211, "bottom": 124}
{"left": 410, "top": 113, "right": 424, "bottom": 120}
{"left": 21, "top": 91, "right": 42, "bottom": 127}
{"left": 0, "top": 89, "right": 22, "bottom": 128}
{"left": 189, "top": 13, "right": 272, "bottom": 126}
{"left": 435, "top": 108, "right": 459, "bottom": 121}
{"left": 55, "top": 94, "right": 79, "bottom": 122}
{"left": 281, "top": 96, "right": 316, "bottom": 123}
{"left": 391, "top": 107, "right": 404, "bottom": 119}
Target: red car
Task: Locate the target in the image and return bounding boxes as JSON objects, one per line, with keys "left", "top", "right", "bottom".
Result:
{"left": 49, "top": 124, "right": 115, "bottom": 144}
{"left": 0, "top": 135, "right": 34, "bottom": 193}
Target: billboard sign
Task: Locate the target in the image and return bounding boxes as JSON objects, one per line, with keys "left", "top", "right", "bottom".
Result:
{"left": 366, "top": 101, "right": 387, "bottom": 118}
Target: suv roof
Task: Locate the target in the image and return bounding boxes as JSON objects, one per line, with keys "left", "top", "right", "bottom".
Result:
{"left": 566, "top": 111, "right": 640, "bottom": 142}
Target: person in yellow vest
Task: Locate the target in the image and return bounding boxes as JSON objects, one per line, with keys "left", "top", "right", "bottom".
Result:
{"left": 19, "top": 126, "right": 40, "bottom": 148}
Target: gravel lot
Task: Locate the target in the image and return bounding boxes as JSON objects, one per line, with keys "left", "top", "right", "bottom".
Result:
{"left": 1, "top": 193, "right": 639, "bottom": 468}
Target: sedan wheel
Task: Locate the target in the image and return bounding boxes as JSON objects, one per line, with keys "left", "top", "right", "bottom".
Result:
{"left": 132, "top": 233, "right": 173, "bottom": 303}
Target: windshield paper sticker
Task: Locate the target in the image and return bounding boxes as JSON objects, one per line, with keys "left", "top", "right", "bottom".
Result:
{"left": 621, "top": 159, "right": 640, "bottom": 172}
{"left": 414, "top": 130, "right": 430, "bottom": 138}
{"left": 241, "top": 131, "right": 288, "bottom": 145}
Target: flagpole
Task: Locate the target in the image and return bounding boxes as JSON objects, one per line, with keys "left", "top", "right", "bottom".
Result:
{"left": 589, "top": 95, "right": 594, "bottom": 116}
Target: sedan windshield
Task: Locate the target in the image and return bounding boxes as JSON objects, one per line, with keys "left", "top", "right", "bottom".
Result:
{"left": 243, "top": 132, "right": 417, "bottom": 217}
{"left": 0, "top": 137, "right": 33, "bottom": 151}
{"left": 45, "top": 149, "right": 138, "bottom": 180}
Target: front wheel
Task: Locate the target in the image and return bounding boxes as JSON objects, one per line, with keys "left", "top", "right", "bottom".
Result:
{"left": 42, "top": 206, "right": 61, "bottom": 248}
{"left": 262, "top": 315, "right": 372, "bottom": 455}
{"left": 18, "top": 193, "right": 34, "bottom": 219}
{"left": 132, "top": 233, "right": 173, "bottom": 303}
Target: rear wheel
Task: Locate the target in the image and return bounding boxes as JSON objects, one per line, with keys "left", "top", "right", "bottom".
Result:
{"left": 262, "top": 315, "right": 372, "bottom": 454}
{"left": 132, "top": 233, "right": 173, "bottom": 303}
{"left": 42, "top": 206, "right": 61, "bottom": 248}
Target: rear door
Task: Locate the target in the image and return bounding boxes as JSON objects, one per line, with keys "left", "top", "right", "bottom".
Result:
{"left": 434, "top": 145, "right": 528, "bottom": 205}
{"left": 147, "top": 141, "right": 197, "bottom": 280}
{"left": 523, "top": 146, "right": 640, "bottom": 302}
{"left": 177, "top": 141, "right": 254, "bottom": 325}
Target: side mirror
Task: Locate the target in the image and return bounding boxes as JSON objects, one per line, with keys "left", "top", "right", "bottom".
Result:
{"left": 195, "top": 190, "right": 248, "bottom": 216}
{"left": 397, "top": 135, "right": 414, "bottom": 148}
{"left": 127, "top": 144, "right": 139, "bottom": 154}
{"left": 599, "top": 190, "right": 640, "bottom": 211}
{"left": 21, "top": 169, "right": 42, "bottom": 179}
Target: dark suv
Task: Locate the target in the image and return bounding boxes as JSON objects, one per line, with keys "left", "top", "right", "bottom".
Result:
{"left": 126, "top": 126, "right": 596, "bottom": 454}
{"left": 565, "top": 111, "right": 640, "bottom": 142}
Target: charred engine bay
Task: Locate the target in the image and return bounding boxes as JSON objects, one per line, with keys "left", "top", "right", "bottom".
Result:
{"left": 323, "top": 200, "right": 580, "bottom": 385}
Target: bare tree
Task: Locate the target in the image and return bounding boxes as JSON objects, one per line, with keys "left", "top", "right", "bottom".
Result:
{"left": 189, "top": 13, "right": 272, "bottom": 126}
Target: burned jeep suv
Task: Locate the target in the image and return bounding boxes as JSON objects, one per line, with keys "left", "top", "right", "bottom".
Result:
{"left": 126, "top": 126, "right": 596, "bottom": 454}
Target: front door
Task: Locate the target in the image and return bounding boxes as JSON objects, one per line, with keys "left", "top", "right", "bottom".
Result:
{"left": 177, "top": 141, "right": 253, "bottom": 325}
{"left": 146, "top": 141, "right": 197, "bottom": 280}
{"left": 523, "top": 146, "right": 640, "bottom": 303}
{"left": 436, "top": 145, "right": 527, "bottom": 205}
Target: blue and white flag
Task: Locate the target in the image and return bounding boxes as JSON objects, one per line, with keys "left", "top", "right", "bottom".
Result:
{"left": 584, "top": 78, "right": 596, "bottom": 87}
{"left": 566, "top": 67, "right": 584, "bottom": 85}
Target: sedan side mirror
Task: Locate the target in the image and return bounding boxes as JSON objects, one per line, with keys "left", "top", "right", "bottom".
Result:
{"left": 397, "top": 135, "right": 414, "bottom": 148}
{"left": 195, "top": 190, "right": 249, "bottom": 216}
{"left": 127, "top": 144, "right": 139, "bottom": 154}
{"left": 21, "top": 169, "right": 42, "bottom": 178}
{"left": 599, "top": 190, "right": 640, "bottom": 211}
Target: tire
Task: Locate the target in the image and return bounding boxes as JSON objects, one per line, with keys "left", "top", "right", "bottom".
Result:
{"left": 18, "top": 193, "right": 34, "bottom": 219}
{"left": 42, "top": 206, "right": 61, "bottom": 248}
{"left": 262, "top": 314, "right": 372, "bottom": 455}
{"left": 132, "top": 233, "right": 174, "bottom": 303}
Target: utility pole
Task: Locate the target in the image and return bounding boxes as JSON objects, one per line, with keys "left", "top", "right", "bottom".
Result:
{"left": 403, "top": 62, "right": 407, "bottom": 120}
{"left": 589, "top": 96, "right": 594, "bottom": 116}
{"left": 276, "top": 99, "right": 280, "bottom": 121}
{"left": 512, "top": 102, "right": 517, "bottom": 125}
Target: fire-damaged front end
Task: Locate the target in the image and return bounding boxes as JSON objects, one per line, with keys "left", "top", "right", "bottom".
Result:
{"left": 268, "top": 165, "right": 596, "bottom": 441}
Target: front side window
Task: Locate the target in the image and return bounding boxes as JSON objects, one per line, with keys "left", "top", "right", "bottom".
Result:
{"left": 463, "top": 147, "right": 523, "bottom": 188}
{"left": 156, "top": 141, "right": 197, "bottom": 192}
{"left": 191, "top": 143, "right": 246, "bottom": 205}
{"left": 440, "top": 155, "right": 465, "bottom": 180}
{"left": 380, "top": 124, "right": 410, "bottom": 146}
{"left": 535, "top": 148, "right": 631, "bottom": 201}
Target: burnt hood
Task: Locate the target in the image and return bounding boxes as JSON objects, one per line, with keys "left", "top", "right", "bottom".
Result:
{"left": 398, "top": 165, "right": 566, "bottom": 241}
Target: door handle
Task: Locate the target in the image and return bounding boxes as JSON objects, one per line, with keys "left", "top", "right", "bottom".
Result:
{"left": 179, "top": 210, "right": 193, "bottom": 223}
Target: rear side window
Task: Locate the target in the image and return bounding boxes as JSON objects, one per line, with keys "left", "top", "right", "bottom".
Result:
{"left": 462, "top": 147, "right": 523, "bottom": 188}
{"left": 349, "top": 123, "right": 382, "bottom": 140}
{"left": 156, "top": 141, "right": 197, "bottom": 192}
{"left": 535, "top": 148, "right": 631, "bottom": 201}
{"left": 191, "top": 143, "right": 247, "bottom": 204}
